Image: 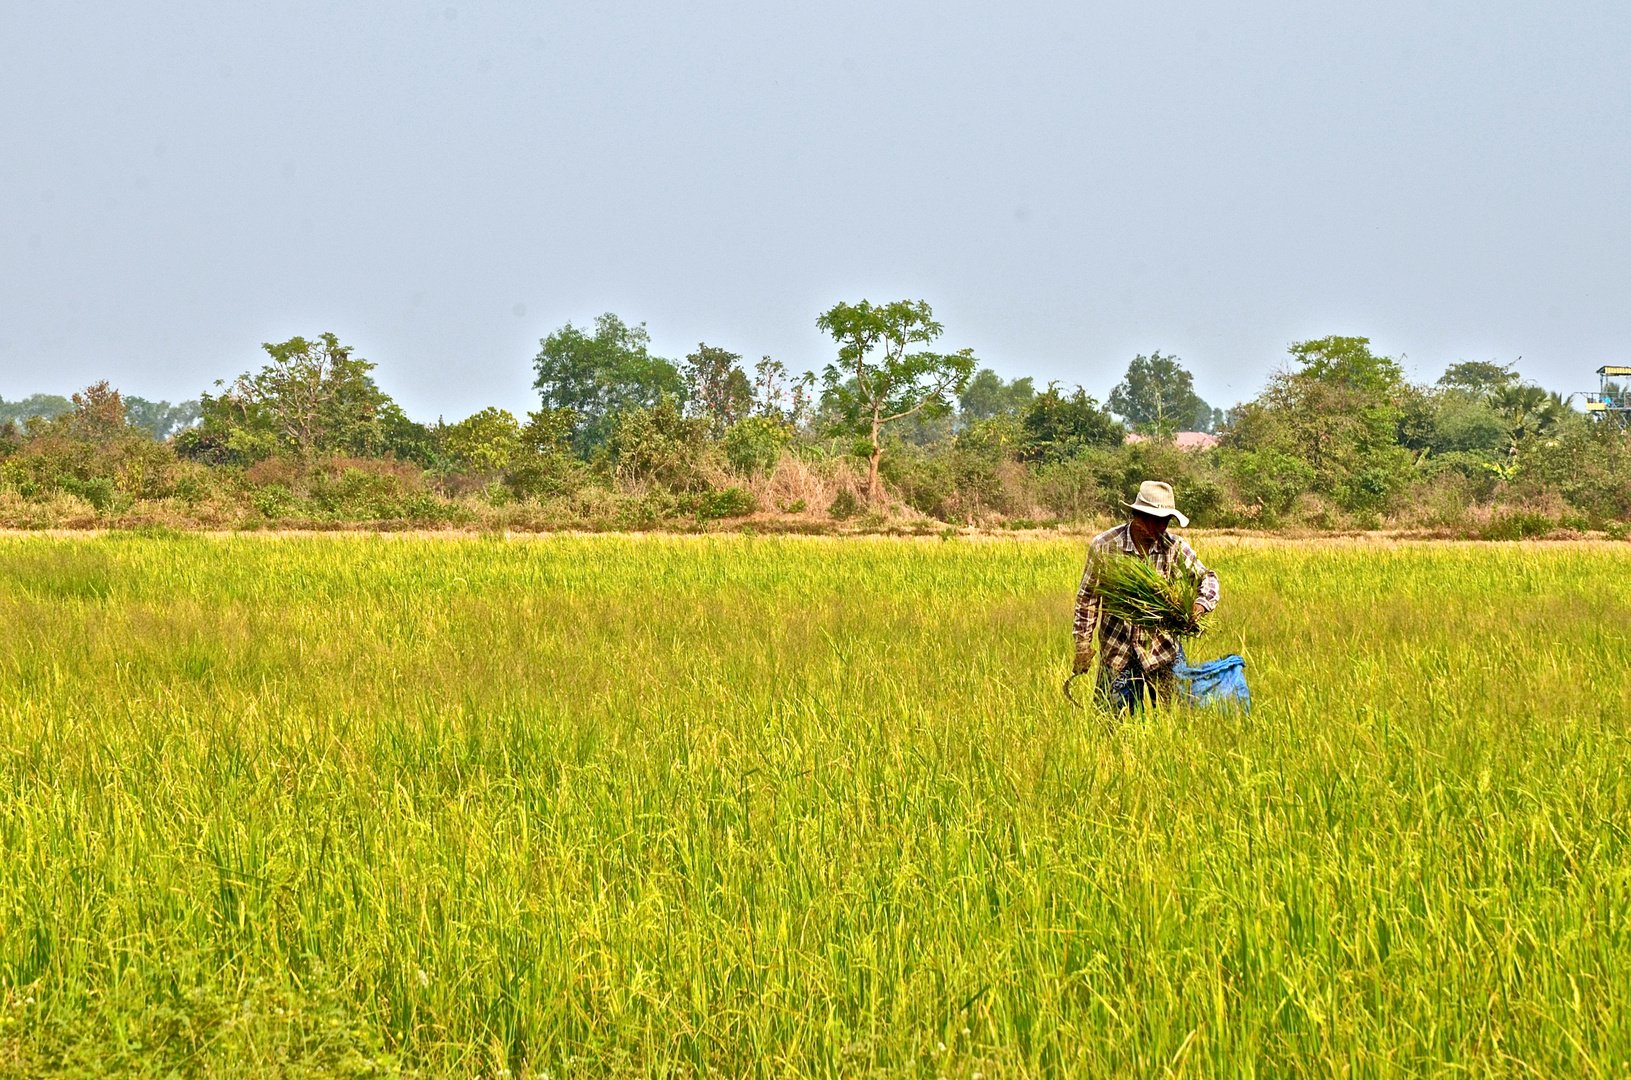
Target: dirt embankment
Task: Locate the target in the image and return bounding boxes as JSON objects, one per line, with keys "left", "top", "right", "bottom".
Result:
{"left": 0, "top": 525, "right": 1624, "bottom": 547}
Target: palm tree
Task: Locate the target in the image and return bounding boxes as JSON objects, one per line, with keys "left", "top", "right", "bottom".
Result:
{"left": 1487, "top": 384, "right": 1566, "bottom": 460}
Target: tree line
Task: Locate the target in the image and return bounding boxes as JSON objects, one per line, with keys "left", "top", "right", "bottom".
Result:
{"left": 1, "top": 299, "right": 1625, "bottom": 534}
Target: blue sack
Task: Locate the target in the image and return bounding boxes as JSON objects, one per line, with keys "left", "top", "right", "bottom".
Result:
{"left": 1172, "top": 654, "right": 1251, "bottom": 712}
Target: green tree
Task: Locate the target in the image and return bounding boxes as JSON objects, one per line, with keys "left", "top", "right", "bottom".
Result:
{"left": 1250, "top": 376, "right": 1404, "bottom": 505}
{"left": 194, "top": 333, "right": 393, "bottom": 461}
{"left": 959, "top": 369, "right": 1035, "bottom": 422}
{"left": 610, "top": 394, "right": 712, "bottom": 492}
{"left": 377, "top": 404, "right": 438, "bottom": 467}
{"left": 1430, "top": 394, "right": 1508, "bottom": 455}
{"left": 533, "top": 314, "right": 683, "bottom": 455}
{"left": 1393, "top": 384, "right": 1438, "bottom": 458}
{"left": 505, "top": 408, "right": 582, "bottom": 499}
{"left": 1437, "top": 361, "right": 1518, "bottom": 396}
{"left": 0, "top": 393, "right": 72, "bottom": 427}
{"left": 751, "top": 357, "right": 815, "bottom": 427}
{"left": 123, "top": 397, "right": 201, "bottom": 440}
{"left": 441, "top": 408, "right": 523, "bottom": 475}
{"left": 1017, "top": 383, "right": 1123, "bottom": 463}
{"left": 815, "top": 299, "right": 977, "bottom": 502}
{"left": 4, "top": 382, "right": 177, "bottom": 504}
{"left": 1521, "top": 413, "right": 1631, "bottom": 522}
{"left": 1488, "top": 384, "right": 1568, "bottom": 462}
{"left": 1223, "top": 337, "right": 1413, "bottom": 515}
{"left": 721, "top": 415, "right": 790, "bottom": 478}
{"left": 1223, "top": 449, "right": 1316, "bottom": 523}
{"left": 1288, "top": 336, "right": 1403, "bottom": 394}
{"left": 62, "top": 381, "right": 132, "bottom": 444}
{"left": 1107, "top": 352, "right": 1219, "bottom": 434}
{"left": 682, "top": 344, "right": 753, "bottom": 433}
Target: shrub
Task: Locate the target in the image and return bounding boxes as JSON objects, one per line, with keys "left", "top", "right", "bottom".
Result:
{"left": 1481, "top": 511, "right": 1554, "bottom": 540}
{"left": 0, "top": 423, "right": 175, "bottom": 505}
{"left": 1222, "top": 448, "right": 1314, "bottom": 522}
{"left": 504, "top": 409, "right": 582, "bottom": 501}
{"left": 721, "top": 416, "right": 790, "bottom": 478}
{"left": 829, "top": 489, "right": 861, "bottom": 520}
{"left": 1032, "top": 455, "right": 1116, "bottom": 522}
{"left": 877, "top": 421, "right": 1030, "bottom": 524}
{"left": 504, "top": 454, "right": 581, "bottom": 502}
{"left": 1083, "top": 441, "right": 1226, "bottom": 527}
{"left": 308, "top": 466, "right": 416, "bottom": 518}
{"left": 172, "top": 426, "right": 239, "bottom": 466}
{"left": 1019, "top": 385, "right": 1123, "bottom": 463}
{"left": 61, "top": 476, "right": 118, "bottom": 512}
{"left": 909, "top": 449, "right": 1015, "bottom": 522}
{"left": 171, "top": 465, "right": 220, "bottom": 507}
{"left": 694, "top": 486, "right": 758, "bottom": 521}
{"left": 611, "top": 395, "right": 712, "bottom": 492}
{"left": 1521, "top": 421, "right": 1631, "bottom": 523}
{"left": 441, "top": 408, "right": 522, "bottom": 475}
{"left": 253, "top": 485, "right": 296, "bottom": 519}
{"left": 108, "top": 438, "right": 177, "bottom": 499}
{"left": 1328, "top": 450, "right": 1414, "bottom": 514}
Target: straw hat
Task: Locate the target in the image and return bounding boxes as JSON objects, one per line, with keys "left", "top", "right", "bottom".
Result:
{"left": 1124, "top": 480, "right": 1189, "bottom": 528}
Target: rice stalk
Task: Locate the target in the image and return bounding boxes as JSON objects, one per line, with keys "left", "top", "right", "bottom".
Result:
{"left": 1090, "top": 548, "right": 1206, "bottom": 637}
{"left": 0, "top": 535, "right": 1627, "bottom": 1076}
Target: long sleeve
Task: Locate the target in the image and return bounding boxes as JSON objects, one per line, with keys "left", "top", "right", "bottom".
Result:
{"left": 1072, "top": 557, "right": 1101, "bottom": 665}
{"left": 1177, "top": 539, "right": 1220, "bottom": 613}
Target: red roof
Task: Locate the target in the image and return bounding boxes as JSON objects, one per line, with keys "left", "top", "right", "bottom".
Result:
{"left": 1123, "top": 431, "right": 1220, "bottom": 450}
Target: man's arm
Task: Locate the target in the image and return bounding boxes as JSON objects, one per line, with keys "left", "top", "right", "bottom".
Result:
{"left": 1072, "top": 557, "right": 1101, "bottom": 673}
{"left": 1177, "top": 539, "right": 1219, "bottom": 614}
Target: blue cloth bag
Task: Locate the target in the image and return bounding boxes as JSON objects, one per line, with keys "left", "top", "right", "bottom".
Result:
{"left": 1172, "top": 654, "right": 1251, "bottom": 712}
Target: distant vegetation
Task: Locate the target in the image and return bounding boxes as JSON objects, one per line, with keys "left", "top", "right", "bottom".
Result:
{"left": 1, "top": 302, "right": 1627, "bottom": 534}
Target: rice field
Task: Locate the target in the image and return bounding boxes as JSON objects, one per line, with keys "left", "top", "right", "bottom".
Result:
{"left": 0, "top": 532, "right": 1628, "bottom": 1078}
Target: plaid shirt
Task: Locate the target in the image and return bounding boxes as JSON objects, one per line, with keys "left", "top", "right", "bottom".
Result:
{"left": 1073, "top": 524, "right": 1220, "bottom": 674}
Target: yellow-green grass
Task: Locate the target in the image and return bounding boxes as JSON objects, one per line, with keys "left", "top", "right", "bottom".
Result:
{"left": 0, "top": 534, "right": 1628, "bottom": 1078}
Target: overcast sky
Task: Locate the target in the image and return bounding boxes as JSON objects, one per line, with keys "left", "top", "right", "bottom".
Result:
{"left": 3, "top": 1, "right": 1627, "bottom": 420}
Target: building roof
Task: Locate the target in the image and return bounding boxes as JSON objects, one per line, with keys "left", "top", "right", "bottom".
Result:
{"left": 1123, "top": 431, "right": 1221, "bottom": 450}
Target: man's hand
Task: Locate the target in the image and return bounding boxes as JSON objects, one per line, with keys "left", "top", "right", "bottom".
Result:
{"left": 1192, "top": 601, "right": 1207, "bottom": 617}
{"left": 1073, "top": 651, "right": 1094, "bottom": 675}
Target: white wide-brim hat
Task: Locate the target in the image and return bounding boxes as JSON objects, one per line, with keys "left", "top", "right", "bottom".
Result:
{"left": 1123, "top": 480, "right": 1189, "bottom": 528}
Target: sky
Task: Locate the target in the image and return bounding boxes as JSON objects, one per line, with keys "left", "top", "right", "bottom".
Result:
{"left": 2, "top": 1, "right": 1628, "bottom": 421}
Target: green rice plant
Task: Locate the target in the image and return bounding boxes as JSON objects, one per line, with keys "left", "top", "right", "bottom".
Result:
{"left": 1089, "top": 547, "right": 1206, "bottom": 635}
{"left": 0, "top": 535, "right": 1626, "bottom": 1076}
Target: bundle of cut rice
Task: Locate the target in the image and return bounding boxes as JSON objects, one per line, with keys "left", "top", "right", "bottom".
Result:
{"left": 1090, "top": 551, "right": 1206, "bottom": 637}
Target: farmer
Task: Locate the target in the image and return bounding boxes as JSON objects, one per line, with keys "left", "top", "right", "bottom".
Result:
{"left": 1073, "top": 480, "right": 1219, "bottom": 711}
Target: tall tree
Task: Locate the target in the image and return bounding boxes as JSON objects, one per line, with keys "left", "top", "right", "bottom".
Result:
{"left": 64, "top": 381, "right": 131, "bottom": 444}
{"left": 0, "top": 393, "right": 72, "bottom": 427}
{"left": 959, "top": 369, "right": 1035, "bottom": 421}
{"left": 1437, "top": 360, "right": 1518, "bottom": 396}
{"left": 1288, "top": 336, "right": 1403, "bottom": 394}
{"left": 1018, "top": 384, "right": 1123, "bottom": 462}
{"left": 229, "top": 334, "right": 388, "bottom": 457}
{"left": 184, "top": 334, "right": 395, "bottom": 463}
{"left": 124, "top": 397, "right": 201, "bottom": 440}
{"left": 1488, "top": 384, "right": 1568, "bottom": 460}
{"left": 751, "top": 357, "right": 815, "bottom": 427}
{"left": 532, "top": 314, "right": 682, "bottom": 455}
{"left": 1225, "top": 336, "right": 1412, "bottom": 513}
{"left": 681, "top": 343, "right": 754, "bottom": 433}
{"left": 815, "top": 299, "right": 977, "bottom": 503}
{"left": 441, "top": 407, "right": 523, "bottom": 474}
{"left": 1108, "top": 352, "right": 1219, "bottom": 434}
